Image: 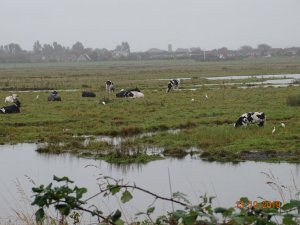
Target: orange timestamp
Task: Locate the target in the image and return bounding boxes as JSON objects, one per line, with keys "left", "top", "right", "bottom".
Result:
{"left": 236, "top": 200, "right": 282, "bottom": 209}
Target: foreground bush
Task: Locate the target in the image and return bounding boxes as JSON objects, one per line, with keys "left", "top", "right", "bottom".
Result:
{"left": 31, "top": 175, "right": 300, "bottom": 225}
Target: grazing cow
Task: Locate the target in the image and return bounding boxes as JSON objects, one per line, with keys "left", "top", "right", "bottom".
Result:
{"left": 234, "top": 112, "right": 266, "bottom": 127}
{"left": 4, "top": 94, "right": 18, "bottom": 103}
{"left": 105, "top": 80, "right": 115, "bottom": 92}
{"left": 0, "top": 99, "right": 21, "bottom": 114}
{"left": 166, "top": 79, "right": 180, "bottom": 92}
{"left": 82, "top": 91, "right": 96, "bottom": 97}
{"left": 48, "top": 91, "right": 61, "bottom": 101}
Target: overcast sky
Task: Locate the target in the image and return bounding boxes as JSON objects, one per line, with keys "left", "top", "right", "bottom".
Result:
{"left": 1, "top": 0, "right": 300, "bottom": 52}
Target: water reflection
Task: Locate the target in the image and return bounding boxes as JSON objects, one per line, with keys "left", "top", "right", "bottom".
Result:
{"left": 0, "top": 143, "right": 299, "bottom": 222}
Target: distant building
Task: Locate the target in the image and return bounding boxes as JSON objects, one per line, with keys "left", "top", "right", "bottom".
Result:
{"left": 77, "top": 54, "right": 91, "bottom": 62}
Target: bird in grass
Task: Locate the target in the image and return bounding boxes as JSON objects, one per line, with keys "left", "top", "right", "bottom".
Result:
{"left": 280, "top": 122, "right": 286, "bottom": 128}
{"left": 36, "top": 95, "right": 39, "bottom": 100}
{"left": 102, "top": 101, "right": 106, "bottom": 105}
{"left": 191, "top": 98, "right": 195, "bottom": 102}
{"left": 205, "top": 93, "right": 208, "bottom": 99}
{"left": 272, "top": 126, "right": 276, "bottom": 135}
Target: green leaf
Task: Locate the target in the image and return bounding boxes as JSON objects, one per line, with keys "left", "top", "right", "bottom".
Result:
{"left": 53, "top": 175, "right": 74, "bottom": 183}
{"left": 282, "top": 203, "right": 294, "bottom": 211}
{"left": 121, "top": 190, "right": 132, "bottom": 203}
{"left": 35, "top": 208, "right": 45, "bottom": 221}
{"left": 115, "top": 219, "right": 125, "bottom": 225}
{"left": 135, "top": 211, "right": 146, "bottom": 216}
{"left": 183, "top": 215, "right": 197, "bottom": 225}
{"left": 55, "top": 204, "right": 71, "bottom": 216}
{"left": 214, "top": 207, "right": 227, "bottom": 214}
{"left": 147, "top": 207, "right": 155, "bottom": 214}
{"left": 75, "top": 187, "right": 87, "bottom": 199}
{"left": 283, "top": 214, "right": 297, "bottom": 225}
{"left": 171, "top": 210, "right": 186, "bottom": 220}
{"left": 31, "top": 196, "right": 47, "bottom": 207}
{"left": 108, "top": 185, "right": 121, "bottom": 195}
{"left": 232, "top": 216, "right": 245, "bottom": 224}
{"left": 172, "top": 192, "right": 190, "bottom": 204}
{"left": 290, "top": 200, "right": 300, "bottom": 208}
{"left": 112, "top": 209, "right": 122, "bottom": 222}
{"left": 32, "top": 185, "right": 45, "bottom": 193}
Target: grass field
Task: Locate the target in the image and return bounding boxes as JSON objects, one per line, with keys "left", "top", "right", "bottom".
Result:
{"left": 0, "top": 57, "right": 300, "bottom": 162}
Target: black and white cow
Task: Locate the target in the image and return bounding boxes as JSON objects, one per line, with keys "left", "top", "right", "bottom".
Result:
{"left": 116, "top": 87, "right": 142, "bottom": 98}
{"left": 166, "top": 79, "right": 180, "bottom": 92}
{"left": 105, "top": 80, "right": 115, "bottom": 92}
{"left": 126, "top": 91, "right": 144, "bottom": 98}
{"left": 0, "top": 99, "right": 21, "bottom": 114}
{"left": 48, "top": 91, "right": 61, "bottom": 101}
{"left": 234, "top": 112, "right": 266, "bottom": 127}
{"left": 82, "top": 91, "right": 96, "bottom": 97}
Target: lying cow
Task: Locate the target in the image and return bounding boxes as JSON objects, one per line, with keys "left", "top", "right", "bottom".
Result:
{"left": 4, "top": 94, "right": 18, "bottom": 103}
{"left": 166, "top": 79, "right": 180, "bottom": 92}
{"left": 0, "top": 99, "right": 21, "bottom": 114}
{"left": 48, "top": 91, "right": 61, "bottom": 101}
{"left": 127, "top": 91, "right": 144, "bottom": 98}
{"left": 116, "top": 87, "right": 143, "bottom": 98}
{"left": 82, "top": 91, "right": 96, "bottom": 97}
{"left": 105, "top": 80, "right": 115, "bottom": 92}
{"left": 234, "top": 112, "right": 266, "bottom": 127}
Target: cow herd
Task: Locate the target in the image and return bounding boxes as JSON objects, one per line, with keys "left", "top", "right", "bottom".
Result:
{"left": 0, "top": 79, "right": 267, "bottom": 129}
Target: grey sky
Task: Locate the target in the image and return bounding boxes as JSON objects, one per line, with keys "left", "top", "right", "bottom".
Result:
{"left": 1, "top": 0, "right": 300, "bottom": 52}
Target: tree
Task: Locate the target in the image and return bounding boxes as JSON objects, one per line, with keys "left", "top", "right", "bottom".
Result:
{"left": 257, "top": 44, "right": 272, "bottom": 56}
{"left": 33, "top": 40, "right": 42, "bottom": 54}
{"left": 238, "top": 45, "right": 253, "bottom": 57}
{"left": 7, "top": 43, "right": 22, "bottom": 54}
{"left": 71, "top": 41, "right": 85, "bottom": 56}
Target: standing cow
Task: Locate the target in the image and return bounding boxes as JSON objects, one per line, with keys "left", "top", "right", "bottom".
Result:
{"left": 105, "top": 80, "right": 115, "bottom": 93}
{"left": 234, "top": 112, "right": 266, "bottom": 127}
{"left": 166, "top": 79, "right": 180, "bottom": 92}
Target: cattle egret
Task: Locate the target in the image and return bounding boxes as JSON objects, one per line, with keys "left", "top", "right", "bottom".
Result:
{"left": 191, "top": 98, "right": 195, "bottom": 102}
{"left": 102, "top": 101, "right": 106, "bottom": 105}
{"left": 205, "top": 93, "right": 208, "bottom": 99}
{"left": 36, "top": 95, "right": 39, "bottom": 100}
{"left": 280, "top": 122, "right": 285, "bottom": 128}
{"left": 272, "top": 126, "right": 276, "bottom": 135}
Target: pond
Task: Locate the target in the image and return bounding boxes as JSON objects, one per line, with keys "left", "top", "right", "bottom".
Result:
{"left": 205, "top": 74, "right": 300, "bottom": 88}
{"left": 0, "top": 143, "right": 300, "bottom": 222}
{"left": 206, "top": 74, "right": 300, "bottom": 80}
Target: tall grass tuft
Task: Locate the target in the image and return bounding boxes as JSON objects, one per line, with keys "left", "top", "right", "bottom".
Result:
{"left": 120, "top": 125, "right": 143, "bottom": 136}
{"left": 287, "top": 94, "right": 300, "bottom": 106}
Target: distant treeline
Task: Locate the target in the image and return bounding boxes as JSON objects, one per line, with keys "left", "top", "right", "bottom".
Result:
{"left": 0, "top": 41, "right": 300, "bottom": 63}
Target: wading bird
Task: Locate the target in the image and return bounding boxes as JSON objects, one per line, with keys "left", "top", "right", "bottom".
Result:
{"left": 272, "top": 126, "right": 276, "bottom": 135}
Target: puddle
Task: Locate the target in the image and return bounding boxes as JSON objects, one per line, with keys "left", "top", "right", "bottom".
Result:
{"left": 77, "top": 129, "right": 182, "bottom": 148}
{"left": 156, "top": 78, "right": 192, "bottom": 81}
{"left": 206, "top": 74, "right": 300, "bottom": 80}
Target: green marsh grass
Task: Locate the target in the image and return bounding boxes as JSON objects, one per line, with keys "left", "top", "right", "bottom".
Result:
{"left": 1, "top": 58, "right": 300, "bottom": 162}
